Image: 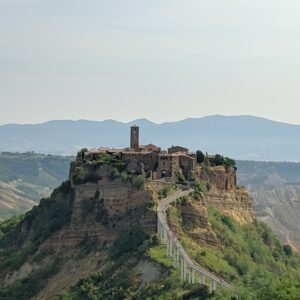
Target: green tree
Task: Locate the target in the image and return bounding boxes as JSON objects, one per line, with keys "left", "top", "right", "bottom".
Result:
{"left": 196, "top": 150, "right": 205, "bottom": 164}
{"left": 283, "top": 244, "right": 293, "bottom": 256}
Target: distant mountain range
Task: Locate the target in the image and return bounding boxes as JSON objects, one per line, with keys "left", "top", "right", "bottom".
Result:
{"left": 1, "top": 115, "right": 300, "bottom": 161}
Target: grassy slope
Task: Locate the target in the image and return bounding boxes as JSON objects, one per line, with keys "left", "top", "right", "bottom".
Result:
{"left": 54, "top": 239, "right": 214, "bottom": 300}
{"left": 168, "top": 198, "right": 300, "bottom": 299}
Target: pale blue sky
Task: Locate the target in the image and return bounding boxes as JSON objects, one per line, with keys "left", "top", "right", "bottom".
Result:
{"left": 1, "top": 1, "right": 300, "bottom": 124}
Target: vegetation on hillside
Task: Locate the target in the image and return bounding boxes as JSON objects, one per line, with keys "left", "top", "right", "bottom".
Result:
{"left": 73, "top": 150, "right": 151, "bottom": 189}
{"left": 195, "top": 151, "right": 236, "bottom": 170}
{"left": 0, "top": 181, "right": 74, "bottom": 275}
{"left": 55, "top": 229, "right": 215, "bottom": 300}
{"left": 168, "top": 198, "right": 300, "bottom": 299}
{"left": 0, "top": 214, "right": 24, "bottom": 240}
{"left": 208, "top": 154, "right": 236, "bottom": 168}
{"left": 1, "top": 185, "right": 300, "bottom": 299}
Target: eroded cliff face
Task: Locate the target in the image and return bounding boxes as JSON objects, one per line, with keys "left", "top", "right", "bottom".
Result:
{"left": 168, "top": 198, "right": 219, "bottom": 247}
{"left": 197, "top": 166, "right": 237, "bottom": 191}
{"left": 166, "top": 166, "right": 253, "bottom": 249}
{"left": 56, "top": 163, "right": 253, "bottom": 251}
{"left": 197, "top": 166, "right": 254, "bottom": 225}
{"left": 45, "top": 179, "right": 156, "bottom": 250}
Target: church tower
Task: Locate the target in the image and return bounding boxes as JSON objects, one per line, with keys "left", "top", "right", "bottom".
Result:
{"left": 130, "top": 125, "right": 139, "bottom": 151}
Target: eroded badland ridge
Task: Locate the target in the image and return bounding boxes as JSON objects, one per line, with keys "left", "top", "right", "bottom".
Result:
{"left": 1, "top": 126, "right": 299, "bottom": 299}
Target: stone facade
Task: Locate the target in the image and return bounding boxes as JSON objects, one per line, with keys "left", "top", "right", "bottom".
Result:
{"left": 84, "top": 125, "right": 196, "bottom": 180}
{"left": 168, "top": 145, "right": 188, "bottom": 154}
{"left": 130, "top": 125, "right": 139, "bottom": 151}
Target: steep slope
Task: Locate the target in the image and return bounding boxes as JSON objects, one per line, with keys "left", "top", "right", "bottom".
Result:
{"left": 2, "top": 115, "right": 300, "bottom": 160}
{"left": 237, "top": 160, "right": 300, "bottom": 251}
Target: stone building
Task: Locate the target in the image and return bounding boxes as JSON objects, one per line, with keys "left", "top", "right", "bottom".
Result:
{"left": 85, "top": 125, "right": 196, "bottom": 180}
{"left": 130, "top": 125, "right": 139, "bottom": 151}
{"left": 168, "top": 145, "right": 188, "bottom": 155}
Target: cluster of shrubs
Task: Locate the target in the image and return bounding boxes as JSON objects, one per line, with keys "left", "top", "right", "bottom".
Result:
{"left": 196, "top": 150, "right": 236, "bottom": 168}
{"left": 158, "top": 186, "right": 175, "bottom": 199}
{"left": 74, "top": 149, "right": 149, "bottom": 189}
{"left": 209, "top": 154, "right": 236, "bottom": 167}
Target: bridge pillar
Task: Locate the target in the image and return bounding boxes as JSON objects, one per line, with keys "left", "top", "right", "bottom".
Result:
{"left": 166, "top": 235, "right": 170, "bottom": 256}
{"left": 161, "top": 227, "right": 164, "bottom": 243}
{"left": 180, "top": 256, "right": 184, "bottom": 280}
{"left": 209, "top": 280, "right": 217, "bottom": 293}
{"left": 183, "top": 261, "right": 187, "bottom": 281}
{"left": 191, "top": 268, "right": 195, "bottom": 284}
{"left": 173, "top": 246, "right": 177, "bottom": 268}
{"left": 163, "top": 228, "right": 168, "bottom": 244}
{"left": 159, "top": 223, "right": 163, "bottom": 242}
{"left": 199, "top": 273, "right": 205, "bottom": 285}
{"left": 212, "top": 280, "right": 217, "bottom": 291}
{"left": 188, "top": 267, "right": 192, "bottom": 284}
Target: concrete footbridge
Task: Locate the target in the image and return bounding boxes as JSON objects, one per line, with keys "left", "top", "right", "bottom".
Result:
{"left": 157, "top": 188, "right": 235, "bottom": 293}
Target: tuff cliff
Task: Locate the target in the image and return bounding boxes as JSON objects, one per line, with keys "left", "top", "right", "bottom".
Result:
{"left": 197, "top": 165, "right": 254, "bottom": 225}
{"left": 37, "top": 156, "right": 170, "bottom": 251}
{"left": 63, "top": 159, "right": 253, "bottom": 250}
{"left": 44, "top": 180, "right": 156, "bottom": 249}
{"left": 166, "top": 166, "right": 253, "bottom": 250}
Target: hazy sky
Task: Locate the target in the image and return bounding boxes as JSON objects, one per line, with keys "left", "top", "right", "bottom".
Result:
{"left": 1, "top": 0, "right": 300, "bottom": 125}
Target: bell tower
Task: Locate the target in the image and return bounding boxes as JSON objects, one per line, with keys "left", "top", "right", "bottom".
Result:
{"left": 130, "top": 125, "right": 139, "bottom": 151}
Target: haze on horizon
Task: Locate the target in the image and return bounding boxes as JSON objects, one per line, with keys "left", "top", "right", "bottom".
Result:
{"left": 1, "top": 1, "right": 300, "bottom": 125}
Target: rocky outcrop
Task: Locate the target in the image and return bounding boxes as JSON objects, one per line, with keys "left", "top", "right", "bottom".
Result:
{"left": 43, "top": 160, "right": 253, "bottom": 252}
{"left": 205, "top": 188, "right": 254, "bottom": 225}
{"left": 168, "top": 198, "right": 219, "bottom": 247}
{"left": 197, "top": 166, "right": 236, "bottom": 191}
{"left": 180, "top": 200, "right": 219, "bottom": 246}
{"left": 197, "top": 166, "right": 253, "bottom": 225}
{"left": 45, "top": 179, "right": 156, "bottom": 249}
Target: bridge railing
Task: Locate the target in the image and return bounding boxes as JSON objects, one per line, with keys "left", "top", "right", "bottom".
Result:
{"left": 157, "top": 189, "right": 235, "bottom": 292}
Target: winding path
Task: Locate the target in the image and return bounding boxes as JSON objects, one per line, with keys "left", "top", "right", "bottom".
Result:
{"left": 157, "top": 188, "right": 235, "bottom": 293}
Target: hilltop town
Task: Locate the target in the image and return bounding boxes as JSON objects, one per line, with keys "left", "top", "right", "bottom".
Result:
{"left": 81, "top": 125, "right": 197, "bottom": 181}
{"left": 74, "top": 125, "right": 235, "bottom": 184}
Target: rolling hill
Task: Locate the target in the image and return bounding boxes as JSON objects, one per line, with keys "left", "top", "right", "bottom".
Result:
{"left": 0, "top": 152, "right": 73, "bottom": 220}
